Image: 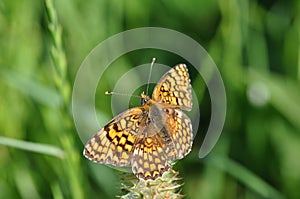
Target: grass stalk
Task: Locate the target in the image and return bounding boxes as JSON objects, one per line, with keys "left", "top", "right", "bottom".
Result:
{"left": 0, "top": 136, "right": 65, "bottom": 158}
{"left": 44, "top": 0, "right": 84, "bottom": 198}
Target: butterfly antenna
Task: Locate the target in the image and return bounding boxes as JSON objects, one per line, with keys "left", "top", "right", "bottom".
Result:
{"left": 105, "top": 91, "right": 140, "bottom": 98}
{"left": 146, "top": 58, "right": 156, "bottom": 95}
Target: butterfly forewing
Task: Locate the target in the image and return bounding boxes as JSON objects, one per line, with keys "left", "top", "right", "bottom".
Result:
{"left": 84, "top": 107, "right": 147, "bottom": 166}
{"left": 152, "top": 64, "right": 192, "bottom": 110}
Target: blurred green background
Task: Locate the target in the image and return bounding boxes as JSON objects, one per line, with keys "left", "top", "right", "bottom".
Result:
{"left": 0, "top": 0, "right": 299, "bottom": 198}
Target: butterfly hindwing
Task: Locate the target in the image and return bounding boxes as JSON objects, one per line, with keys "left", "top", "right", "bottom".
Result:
{"left": 163, "top": 108, "right": 193, "bottom": 159}
{"left": 131, "top": 136, "right": 170, "bottom": 180}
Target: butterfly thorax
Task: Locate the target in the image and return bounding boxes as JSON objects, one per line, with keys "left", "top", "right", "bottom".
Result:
{"left": 138, "top": 96, "right": 167, "bottom": 138}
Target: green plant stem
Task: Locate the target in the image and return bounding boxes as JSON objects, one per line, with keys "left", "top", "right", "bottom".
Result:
{"left": 45, "top": 0, "right": 84, "bottom": 198}
{"left": 298, "top": 2, "right": 300, "bottom": 80}
{"left": 0, "top": 136, "right": 65, "bottom": 158}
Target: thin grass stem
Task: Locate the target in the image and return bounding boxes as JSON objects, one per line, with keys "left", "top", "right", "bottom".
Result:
{"left": 0, "top": 136, "right": 65, "bottom": 158}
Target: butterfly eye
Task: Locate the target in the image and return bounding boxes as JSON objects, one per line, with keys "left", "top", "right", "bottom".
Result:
{"left": 141, "top": 98, "right": 147, "bottom": 105}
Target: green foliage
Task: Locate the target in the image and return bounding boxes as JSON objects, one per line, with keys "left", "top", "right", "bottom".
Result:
{"left": 0, "top": 0, "right": 299, "bottom": 198}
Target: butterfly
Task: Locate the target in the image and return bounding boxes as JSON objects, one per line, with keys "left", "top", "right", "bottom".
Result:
{"left": 83, "top": 63, "right": 193, "bottom": 180}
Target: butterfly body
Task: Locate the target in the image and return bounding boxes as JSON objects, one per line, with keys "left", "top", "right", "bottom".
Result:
{"left": 84, "top": 64, "right": 193, "bottom": 180}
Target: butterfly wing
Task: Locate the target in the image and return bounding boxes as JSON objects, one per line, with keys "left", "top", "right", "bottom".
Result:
{"left": 152, "top": 64, "right": 192, "bottom": 110}
{"left": 131, "top": 136, "right": 170, "bottom": 180}
{"left": 83, "top": 107, "right": 147, "bottom": 166}
{"left": 131, "top": 108, "right": 193, "bottom": 180}
{"left": 163, "top": 108, "right": 193, "bottom": 159}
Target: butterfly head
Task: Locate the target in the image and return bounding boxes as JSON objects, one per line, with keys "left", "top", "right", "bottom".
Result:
{"left": 140, "top": 91, "right": 151, "bottom": 105}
